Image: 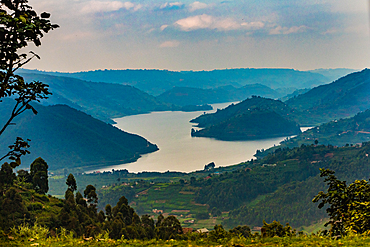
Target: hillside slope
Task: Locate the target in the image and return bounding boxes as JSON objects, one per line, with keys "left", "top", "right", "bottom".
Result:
{"left": 0, "top": 101, "right": 158, "bottom": 171}
{"left": 19, "top": 73, "right": 174, "bottom": 123}
{"left": 286, "top": 69, "right": 370, "bottom": 125}
{"left": 256, "top": 109, "right": 370, "bottom": 158}
{"left": 190, "top": 97, "right": 301, "bottom": 141}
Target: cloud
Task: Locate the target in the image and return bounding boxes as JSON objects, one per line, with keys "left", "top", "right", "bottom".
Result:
{"left": 160, "top": 2, "right": 185, "bottom": 11}
{"left": 160, "top": 40, "right": 180, "bottom": 48}
{"left": 241, "top": 22, "right": 265, "bottom": 30}
{"left": 175, "top": 14, "right": 240, "bottom": 31}
{"left": 189, "top": 1, "right": 209, "bottom": 12}
{"left": 160, "top": 25, "right": 169, "bottom": 31}
{"left": 174, "top": 14, "right": 266, "bottom": 32}
{"left": 80, "top": 1, "right": 140, "bottom": 14}
{"left": 269, "top": 25, "right": 308, "bottom": 35}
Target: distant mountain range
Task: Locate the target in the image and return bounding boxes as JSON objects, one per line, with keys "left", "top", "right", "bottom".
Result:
{"left": 19, "top": 73, "right": 175, "bottom": 123}
{"left": 0, "top": 100, "right": 158, "bottom": 171}
{"left": 157, "top": 84, "right": 280, "bottom": 106}
{"left": 19, "top": 68, "right": 354, "bottom": 97}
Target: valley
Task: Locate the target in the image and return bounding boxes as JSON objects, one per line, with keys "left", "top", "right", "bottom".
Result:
{"left": 3, "top": 1, "right": 370, "bottom": 245}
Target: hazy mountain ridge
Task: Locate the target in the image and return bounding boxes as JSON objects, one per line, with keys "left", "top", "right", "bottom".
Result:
{"left": 0, "top": 100, "right": 158, "bottom": 171}
{"left": 19, "top": 73, "right": 175, "bottom": 123}
{"left": 19, "top": 68, "right": 338, "bottom": 97}
{"left": 157, "top": 84, "right": 280, "bottom": 106}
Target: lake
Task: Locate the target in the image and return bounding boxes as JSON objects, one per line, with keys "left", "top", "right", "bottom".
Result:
{"left": 94, "top": 102, "right": 291, "bottom": 173}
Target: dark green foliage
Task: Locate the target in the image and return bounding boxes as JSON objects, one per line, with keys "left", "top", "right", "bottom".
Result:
{"left": 261, "top": 220, "right": 295, "bottom": 237}
{"left": 313, "top": 169, "right": 370, "bottom": 236}
{"left": 30, "top": 157, "right": 48, "bottom": 194}
{"left": 84, "top": 185, "right": 98, "bottom": 206}
{"left": 211, "top": 207, "right": 222, "bottom": 217}
{"left": 208, "top": 225, "right": 229, "bottom": 242}
{"left": 0, "top": 187, "right": 29, "bottom": 229}
{"left": 225, "top": 143, "right": 370, "bottom": 229}
{"left": 195, "top": 158, "right": 318, "bottom": 212}
{"left": 141, "top": 214, "right": 155, "bottom": 239}
{"left": 27, "top": 202, "right": 43, "bottom": 211}
{"left": 155, "top": 215, "right": 183, "bottom": 240}
{"left": 0, "top": 162, "right": 15, "bottom": 188}
{"left": 66, "top": 173, "right": 77, "bottom": 192}
{"left": 196, "top": 212, "right": 210, "bottom": 220}
{"left": 17, "top": 169, "right": 31, "bottom": 183}
{"left": 229, "top": 225, "right": 251, "bottom": 238}
{"left": 76, "top": 191, "right": 87, "bottom": 207}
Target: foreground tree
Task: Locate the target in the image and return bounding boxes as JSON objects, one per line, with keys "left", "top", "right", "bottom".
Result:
{"left": 30, "top": 157, "right": 49, "bottom": 194}
{"left": 0, "top": 0, "right": 58, "bottom": 167}
{"left": 313, "top": 168, "right": 370, "bottom": 236}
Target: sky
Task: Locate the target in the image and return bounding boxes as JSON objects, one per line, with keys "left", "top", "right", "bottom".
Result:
{"left": 21, "top": 0, "right": 370, "bottom": 72}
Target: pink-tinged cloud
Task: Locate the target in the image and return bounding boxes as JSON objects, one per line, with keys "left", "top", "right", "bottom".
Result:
{"left": 160, "top": 25, "right": 169, "bottom": 31}
{"left": 175, "top": 14, "right": 241, "bottom": 31}
{"left": 269, "top": 25, "right": 308, "bottom": 35}
{"left": 189, "top": 1, "right": 209, "bottom": 12}
{"left": 160, "top": 40, "right": 180, "bottom": 48}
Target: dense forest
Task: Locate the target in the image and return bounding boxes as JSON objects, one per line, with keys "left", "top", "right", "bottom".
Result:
{"left": 257, "top": 108, "right": 370, "bottom": 158}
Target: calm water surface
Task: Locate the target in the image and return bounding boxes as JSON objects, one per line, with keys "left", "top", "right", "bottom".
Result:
{"left": 95, "top": 103, "right": 290, "bottom": 173}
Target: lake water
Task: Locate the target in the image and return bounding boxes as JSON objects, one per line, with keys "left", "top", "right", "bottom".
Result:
{"left": 95, "top": 102, "right": 291, "bottom": 173}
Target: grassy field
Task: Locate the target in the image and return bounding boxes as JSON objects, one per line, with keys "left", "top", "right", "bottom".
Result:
{"left": 4, "top": 234, "right": 370, "bottom": 246}
{"left": 131, "top": 182, "right": 221, "bottom": 229}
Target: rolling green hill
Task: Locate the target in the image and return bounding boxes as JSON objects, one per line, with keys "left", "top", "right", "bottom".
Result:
{"left": 189, "top": 96, "right": 301, "bottom": 140}
{"left": 286, "top": 69, "right": 370, "bottom": 125}
{"left": 256, "top": 109, "right": 370, "bottom": 159}
{"left": 191, "top": 109, "right": 301, "bottom": 141}
{"left": 0, "top": 101, "right": 158, "bottom": 171}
